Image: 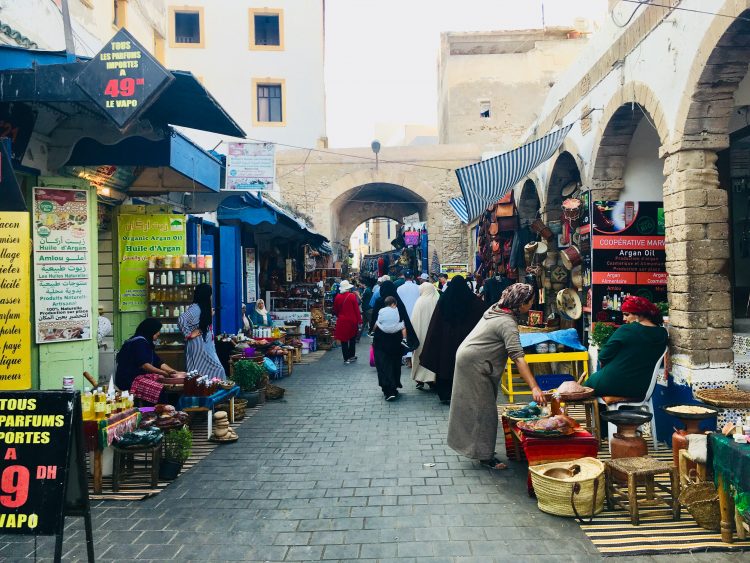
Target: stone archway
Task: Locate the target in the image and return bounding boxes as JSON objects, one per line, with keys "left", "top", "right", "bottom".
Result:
{"left": 545, "top": 152, "right": 581, "bottom": 222}
{"left": 517, "top": 179, "right": 541, "bottom": 227}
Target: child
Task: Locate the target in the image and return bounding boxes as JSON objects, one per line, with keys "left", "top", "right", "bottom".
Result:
{"left": 376, "top": 296, "right": 411, "bottom": 349}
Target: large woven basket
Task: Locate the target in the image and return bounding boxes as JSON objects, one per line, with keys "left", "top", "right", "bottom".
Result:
{"left": 679, "top": 480, "right": 720, "bottom": 531}
{"left": 694, "top": 387, "right": 750, "bottom": 408}
{"left": 528, "top": 457, "right": 605, "bottom": 520}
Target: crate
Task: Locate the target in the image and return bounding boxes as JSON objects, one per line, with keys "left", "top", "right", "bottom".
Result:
{"left": 535, "top": 374, "right": 575, "bottom": 392}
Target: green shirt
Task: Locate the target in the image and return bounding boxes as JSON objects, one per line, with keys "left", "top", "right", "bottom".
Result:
{"left": 586, "top": 322, "right": 668, "bottom": 399}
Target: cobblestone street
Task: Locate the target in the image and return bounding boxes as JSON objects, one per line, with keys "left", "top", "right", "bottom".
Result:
{"left": 0, "top": 342, "right": 745, "bottom": 562}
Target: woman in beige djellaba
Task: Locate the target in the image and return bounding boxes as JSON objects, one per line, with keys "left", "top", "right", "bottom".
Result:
{"left": 410, "top": 282, "right": 440, "bottom": 389}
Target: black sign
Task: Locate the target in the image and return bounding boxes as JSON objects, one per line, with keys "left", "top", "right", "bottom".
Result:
{"left": 75, "top": 28, "right": 174, "bottom": 129}
{"left": 0, "top": 103, "right": 35, "bottom": 163}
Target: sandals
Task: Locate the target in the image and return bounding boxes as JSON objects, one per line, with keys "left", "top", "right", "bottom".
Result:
{"left": 415, "top": 382, "right": 425, "bottom": 390}
{"left": 480, "top": 457, "right": 508, "bottom": 470}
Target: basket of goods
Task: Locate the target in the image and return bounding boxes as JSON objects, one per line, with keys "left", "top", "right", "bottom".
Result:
{"left": 554, "top": 380, "right": 594, "bottom": 402}
{"left": 266, "top": 383, "right": 286, "bottom": 400}
{"left": 216, "top": 398, "right": 248, "bottom": 420}
{"left": 516, "top": 414, "right": 580, "bottom": 438}
{"left": 678, "top": 474, "right": 721, "bottom": 531}
{"left": 529, "top": 457, "right": 605, "bottom": 521}
{"left": 140, "top": 404, "right": 189, "bottom": 431}
{"left": 505, "top": 403, "right": 542, "bottom": 422}
{"left": 218, "top": 379, "right": 236, "bottom": 391}
{"left": 694, "top": 387, "right": 750, "bottom": 408}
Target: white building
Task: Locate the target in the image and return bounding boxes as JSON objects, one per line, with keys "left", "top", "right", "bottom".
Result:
{"left": 164, "top": 0, "right": 327, "bottom": 151}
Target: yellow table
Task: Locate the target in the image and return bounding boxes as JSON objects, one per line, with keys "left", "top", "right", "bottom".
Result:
{"left": 502, "top": 350, "right": 589, "bottom": 402}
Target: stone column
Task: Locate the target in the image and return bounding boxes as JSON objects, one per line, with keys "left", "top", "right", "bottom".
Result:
{"left": 662, "top": 149, "right": 733, "bottom": 380}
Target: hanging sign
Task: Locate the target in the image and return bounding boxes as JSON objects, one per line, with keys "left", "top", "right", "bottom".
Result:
{"left": 118, "top": 215, "right": 186, "bottom": 312}
{"left": 33, "top": 188, "right": 93, "bottom": 344}
{"left": 245, "top": 247, "right": 258, "bottom": 303}
{"left": 75, "top": 28, "right": 174, "bottom": 129}
{"left": 225, "top": 142, "right": 275, "bottom": 191}
{"left": 591, "top": 200, "right": 667, "bottom": 323}
{"left": 440, "top": 263, "right": 469, "bottom": 280}
{"left": 0, "top": 392, "right": 95, "bottom": 560}
{"left": 0, "top": 212, "right": 31, "bottom": 390}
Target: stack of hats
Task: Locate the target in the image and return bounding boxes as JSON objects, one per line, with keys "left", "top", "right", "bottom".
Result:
{"left": 212, "top": 411, "right": 237, "bottom": 441}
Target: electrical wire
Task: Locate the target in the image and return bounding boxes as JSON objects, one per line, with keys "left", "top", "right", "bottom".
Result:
{"left": 612, "top": 0, "right": 647, "bottom": 28}
{"left": 619, "top": 0, "right": 750, "bottom": 24}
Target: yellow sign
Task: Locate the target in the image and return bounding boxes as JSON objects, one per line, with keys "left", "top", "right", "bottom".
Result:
{"left": 0, "top": 212, "right": 31, "bottom": 390}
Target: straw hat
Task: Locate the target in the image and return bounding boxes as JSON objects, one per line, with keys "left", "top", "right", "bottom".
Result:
{"left": 339, "top": 280, "right": 354, "bottom": 292}
{"left": 556, "top": 288, "right": 582, "bottom": 320}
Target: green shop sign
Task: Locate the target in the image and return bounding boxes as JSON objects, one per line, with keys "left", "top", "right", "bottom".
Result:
{"left": 117, "top": 214, "right": 185, "bottom": 312}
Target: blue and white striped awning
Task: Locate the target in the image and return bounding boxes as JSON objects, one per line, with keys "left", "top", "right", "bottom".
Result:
{"left": 449, "top": 124, "right": 573, "bottom": 224}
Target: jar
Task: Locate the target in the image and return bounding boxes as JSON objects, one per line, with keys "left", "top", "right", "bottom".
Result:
{"left": 547, "top": 343, "right": 557, "bottom": 353}
{"left": 189, "top": 254, "right": 197, "bottom": 268}
{"left": 173, "top": 254, "right": 182, "bottom": 268}
{"left": 205, "top": 255, "right": 213, "bottom": 269}
{"left": 535, "top": 342, "right": 549, "bottom": 354}
{"left": 164, "top": 255, "right": 173, "bottom": 268}
{"left": 197, "top": 255, "right": 206, "bottom": 268}
{"left": 155, "top": 256, "right": 165, "bottom": 268}
{"left": 182, "top": 254, "right": 189, "bottom": 268}
{"left": 148, "top": 256, "right": 156, "bottom": 269}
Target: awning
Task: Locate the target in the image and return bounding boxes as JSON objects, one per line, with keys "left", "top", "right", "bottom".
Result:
{"left": 64, "top": 128, "right": 223, "bottom": 193}
{"left": 449, "top": 125, "right": 572, "bottom": 223}
{"left": 0, "top": 57, "right": 245, "bottom": 138}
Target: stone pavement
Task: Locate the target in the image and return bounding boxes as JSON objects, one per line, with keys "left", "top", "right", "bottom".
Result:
{"left": 0, "top": 338, "right": 745, "bottom": 562}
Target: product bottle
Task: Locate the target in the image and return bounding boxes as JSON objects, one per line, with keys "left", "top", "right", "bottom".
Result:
{"left": 158, "top": 303, "right": 165, "bottom": 317}
{"left": 186, "top": 270, "right": 193, "bottom": 285}
{"left": 81, "top": 387, "right": 94, "bottom": 421}
{"left": 94, "top": 388, "right": 106, "bottom": 421}
{"left": 160, "top": 271, "right": 167, "bottom": 285}
{"left": 167, "top": 271, "right": 174, "bottom": 285}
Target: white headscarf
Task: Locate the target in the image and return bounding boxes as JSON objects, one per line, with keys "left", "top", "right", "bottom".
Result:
{"left": 410, "top": 282, "right": 439, "bottom": 383}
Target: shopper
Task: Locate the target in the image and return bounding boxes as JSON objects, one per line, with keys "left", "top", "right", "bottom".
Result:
{"left": 369, "top": 281, "right": 417, "bottom": 401}
{"left": 393, "top": 272, "right": 406, "bottom": 288}
{"left": 375, "top": 296, "right": 408, "bottom": 344}
{"left": 333, "top": 280, "right": 362, "bottom": 364}
{"left": 437, "top": 273, "right": 449, "bottom": 292}
{"left": 410, "top": 282, "right": 440, "bottom": 390}
{"left": 447, "top": 283, "right": 546, "bottom": 470}
{"left": 397, "top": 270, "right": 420, "bottom": 317}
{"left": 361, "top": 282, "right": 374, "bottom": 334}
{"left": 115, "top": 318, "right": 181, "bottom": 391}
{"left": 586, "top": 296, "right": 668, "bottom": 398}
{"left": 369, "top": 275, "right": 387, "bottom": 309}
{"left": 420, "top": 275, "right": 486, "bottom": 404}
{"left": 179, "top": 283, "right": 226, "bottom": 379}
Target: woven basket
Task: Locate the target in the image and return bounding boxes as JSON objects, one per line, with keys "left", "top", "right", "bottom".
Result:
{"left": 695, "top": 387, "right": 750, "bottom": 408}
{"left": 216, "top": 398, "right": 248, "bottom": 421}
{"left": 679, "top": 480, "right": 720, "bottom": 531}
{"left": 266, "top": 383, "right": 285, "bottom": 400}
{"left": 529, "top": 457, "right": 605, "bottom": 520}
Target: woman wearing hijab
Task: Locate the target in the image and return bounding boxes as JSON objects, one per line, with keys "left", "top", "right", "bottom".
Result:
{"left": 448, "top": 283, "right": 546, "bottom": 470}
{"left": 586, "top": 296, "right": 668, "bottom": 398}
{"left": 420, "top": 275, "right": 487, "bottom": 403}
{"left": 333, "top": 280, "right": 362, "bottom": 364}
{"left": 249, "top": 299, "right": 272, "bottom": 327}
{"left": 410, "top": 282, "right": 440, "bottom": 390}
{"left": 115, "top": 318, "right": 180, "bottom": 391}
{"left": 178, "top": 283, "right": 226, "bottom": 379}
{"left": 369, "top": 280, "right": 418, "bottom": 400}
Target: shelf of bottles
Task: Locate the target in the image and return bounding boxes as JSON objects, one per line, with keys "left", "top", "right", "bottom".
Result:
{"left": 147, "top": 267, "right": 213, "bottom": 346}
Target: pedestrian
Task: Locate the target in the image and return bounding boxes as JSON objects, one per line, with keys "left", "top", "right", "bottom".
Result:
{"left": 178, "top": 283, "right": 226, "bottom": 379}
{"left": 333, "top": 280, "right": 362, "bottom": 364}
{"left": 410, "top": 282, "right": 439, "bottom": 390}
{"left": 375, "top": 296, "right": 409, "bottom": 344}
{"left": 437, "top": 272, "right": 449, "bottom": 292}
{"left": 418, "top": 272, "right": 430, "bottom": 285}
{"left": 361, "top": 281, "right": 374, "bottom": 334}
{"left": 369, "top": 275, "right": 386, "bottom": 309}
{"left": 369, "top": 280, "right": 417, "bottom": 401}
{"left": 393, "top": 271, "right": 406, "bottom": 288}
{"left": 397, "top": 270, "right": 420, "bottom": 317}
{"left": 419, "top": 275, "right": 486, "bottom": 404}
{"left": 447, "top": 283, "right": 546, "bottom": 469}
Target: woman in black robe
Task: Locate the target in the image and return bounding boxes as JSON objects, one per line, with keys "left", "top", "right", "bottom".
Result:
{"left": 420, "top": 275, "right": 486, "bottom": 404}
{"left": 369, "top": 281, "right": 417, "bottom": 401}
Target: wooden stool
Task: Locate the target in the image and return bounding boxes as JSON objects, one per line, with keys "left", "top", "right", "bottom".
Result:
{"left": 112, "top": 443, "right": 161, "bottom": 492}
{"left": 605, "top": 456, "right": 680, "bottom": 525}
{"left": 562, "top": 397, "right": 601, "bottom": 444}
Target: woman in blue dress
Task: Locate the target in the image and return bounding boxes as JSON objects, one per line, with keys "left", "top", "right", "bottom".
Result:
{"left": 178, "top": 283, "right": 226, "bottom": 379}
{"left": 249, "top": 299, "right": 273, "bottom": 327}
{"left": 115, "top": 318, "right": 181, "bottom": 391}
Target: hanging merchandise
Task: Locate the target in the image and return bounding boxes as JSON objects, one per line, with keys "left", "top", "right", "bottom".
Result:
{"left": 562, "top": 198, "right": 583, "bottom": 228}
{"left": 403, "top": 230, "right": 420, "bottom": 246}
{"left": 285, "top": 258, "right": 293, "bottom": 282}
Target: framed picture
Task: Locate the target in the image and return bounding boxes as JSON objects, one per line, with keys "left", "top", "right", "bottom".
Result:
{"left": 528, "top": 310, "right": 544, "bottom": 326}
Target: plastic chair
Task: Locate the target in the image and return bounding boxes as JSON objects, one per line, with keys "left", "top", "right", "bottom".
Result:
{"left": 600, "top": 347, "right": 668, "bottom": 451}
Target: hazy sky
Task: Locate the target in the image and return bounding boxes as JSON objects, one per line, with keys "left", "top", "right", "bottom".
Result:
{"left": 325, "top": 0, "right": 608, "bottom": 147}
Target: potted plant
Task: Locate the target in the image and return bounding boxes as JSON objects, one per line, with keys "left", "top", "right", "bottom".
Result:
{"left": 655, "top": 302, "right": 669, "bottom": 324}
{"left": 159, "top": 426, "right": 192, "bottom": 480}
{"left": 588, "top": 322, "right": 617, "bottom": 375}
{"left": 233, "top": 360, "right": 267, "bottom": 406}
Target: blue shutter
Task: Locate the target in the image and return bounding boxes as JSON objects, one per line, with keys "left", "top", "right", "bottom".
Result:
{"left": 217, "top": 225, "right": 241, "bottom": 334}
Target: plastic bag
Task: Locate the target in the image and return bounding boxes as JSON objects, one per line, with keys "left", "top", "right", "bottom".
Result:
{"left": 263, "top": 356, "right": 278, "bottom": 375}
{"left": 116, "top": 427, "right": 163, "bottom": 448}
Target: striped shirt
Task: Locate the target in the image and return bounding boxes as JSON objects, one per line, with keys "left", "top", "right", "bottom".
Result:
{"left": 178, "top": 304, "right": 226, "bottom": 379}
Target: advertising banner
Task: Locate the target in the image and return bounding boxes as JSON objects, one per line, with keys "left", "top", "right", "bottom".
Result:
{"left": 0, "top": 212, "right": 31, "bottom": 389}
{"left": 118, "top": 215, "right": 186, "bottom": 312}
{"left": 226, "top": 142, "right": 275, "bottom": 191}
{"left": 32, "top": 188, "right": 92, "bottom": 344}
{"left": 245, "top": 247, "right": 258, "bottom": 303}
{"left": 591, "top": 200, "right": 666, "bottom": 323}
{"left": 440, "top": 263, "right": 469, "bottom": 280}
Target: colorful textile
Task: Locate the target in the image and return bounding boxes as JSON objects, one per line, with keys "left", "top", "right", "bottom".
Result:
{"left": 130, "top": 373, "right": 163, "bottom": 404}
{"left": 178, "top": 385, "right": 240, "bottom": 410}
{"left": 712, "top": 433, "right": 750, "bottom": 519}
{"left": 333, "top": 291, "right": 362, "bottom": 342}
{"left": 83, "top": 408, "right": 142, "bottom": 451}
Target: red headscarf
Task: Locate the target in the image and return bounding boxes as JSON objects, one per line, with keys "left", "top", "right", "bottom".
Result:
{"left": 621, "top": 296, "right": 659, "bottom": 317}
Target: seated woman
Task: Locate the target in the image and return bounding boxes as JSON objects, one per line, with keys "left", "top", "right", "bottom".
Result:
{"left": 586, "top": 296, "right": 668, "bottom": 400}
{"left": 249, "top": 299, "right": 272, "bottom": 327}
{"left": 115, "top": 318, "right": 180, "bottom": 392}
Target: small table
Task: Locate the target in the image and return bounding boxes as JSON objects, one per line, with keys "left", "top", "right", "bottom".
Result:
{"left": 83, "top": 408, "right": 142, "bottom": 494}
{"left": 711, "top": 433, "right": 750, "bottom": 543}
{"left": 178, "top": 386, "right": 241, "bottom": 439}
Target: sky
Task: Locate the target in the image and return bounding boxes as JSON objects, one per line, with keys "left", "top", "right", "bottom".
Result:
{"left": 325, "top": 0, "right": 608, "bottom": 147}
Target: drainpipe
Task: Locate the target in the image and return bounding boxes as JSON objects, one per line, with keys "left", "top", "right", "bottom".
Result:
{"left": 60, "top": 0, "right": 76, "bottom": 61}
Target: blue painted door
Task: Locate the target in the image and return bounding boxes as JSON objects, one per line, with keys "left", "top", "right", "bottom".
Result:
{"left": 217, "top": 225, "right": 241, "bottom": 335}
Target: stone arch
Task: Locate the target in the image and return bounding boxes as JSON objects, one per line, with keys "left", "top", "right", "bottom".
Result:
{"left": 545, "top": 151, "right": 581, "bottom": 222}
{"left": 517, "top": 178, "right": 541, "bottom": 227}
{"left": 674, "top": 2, "right": 750, "bottom": 150}
{"left": 589, "top": 83, "right": 669, "bottom": 199}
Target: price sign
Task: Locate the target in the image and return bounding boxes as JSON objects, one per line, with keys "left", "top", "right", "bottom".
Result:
{"left": 75, "top": 28, "right": 173, "bottom": 129}
{"left": 0, "top": 392, "right": 82, "bottom": 536}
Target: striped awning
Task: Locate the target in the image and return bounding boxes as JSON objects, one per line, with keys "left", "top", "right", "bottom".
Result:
{"left": 449, "top": 124, "right": 573, "bottom": 223}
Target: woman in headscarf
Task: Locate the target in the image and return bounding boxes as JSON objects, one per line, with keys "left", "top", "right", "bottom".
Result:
{"left": 419, "top": 275, "right": 487, "bottom": 403}
{"left": 249, "top": 299, "right": 272, "bottom": 327}
{"left": 410, "top": 282, "right": 440, "bottom": 390}
{"left": 586, "top": 296, "right": 668, "bottom": 399}
{"left": 448, "top": 283, "right": 546, "bottom": 470}
{"left": 333, "top": 280, "right": 362, "bottom": 364}
{"left": 115, "top": 318, "right": 180, "bottom": 391}
{"left": 178, "top": 283, "right": 226, "bottom": 379}
{"left": 369, "top": 280, "right": 417, "bottom": 401}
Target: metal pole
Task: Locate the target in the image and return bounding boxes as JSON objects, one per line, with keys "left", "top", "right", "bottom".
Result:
{"left": 60, "top": 0, "right": 76, "bottom": 57}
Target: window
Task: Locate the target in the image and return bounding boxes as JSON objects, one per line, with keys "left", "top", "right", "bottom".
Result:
{"left": 252, "top": 79, "right": 286, "bottom": 126}
{"left": 480, "top": 100, "right": 491, "bottom": 118}
{"left": 169, "top": 7, "right": 204, "bottom": 48}
{"left": 249, "top": 9, "right": 284, "bottom": 50}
